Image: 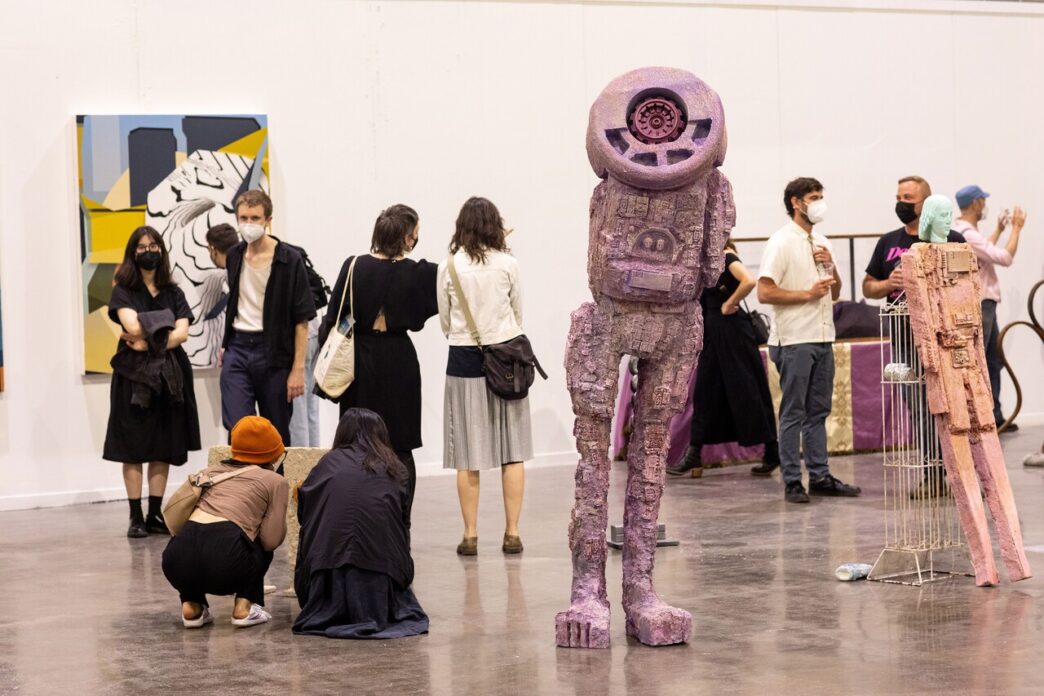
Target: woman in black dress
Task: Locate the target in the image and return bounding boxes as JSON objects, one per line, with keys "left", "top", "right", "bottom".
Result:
{"left": 668, "top": 238, "right": 780, "bottom": 478}
{"left": 317, "top": 205, "right": 438, "bottom": 525}
{"left": 293, "top": 408, "right": 428, "bottom": 639}
{"left": 103, "top": 226, "right": 201, "bottom": 537}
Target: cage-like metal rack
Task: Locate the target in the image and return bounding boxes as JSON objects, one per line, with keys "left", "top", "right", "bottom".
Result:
{"left": 868, "top": 293, "right": 970, "bottom": 585}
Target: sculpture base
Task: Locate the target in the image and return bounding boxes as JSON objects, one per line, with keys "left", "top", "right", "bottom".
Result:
{"left": 607, "top": 523, "right": 679, "bottom": 550}
{"left": 868, "top": 546, "right": 973, "bottom": 586}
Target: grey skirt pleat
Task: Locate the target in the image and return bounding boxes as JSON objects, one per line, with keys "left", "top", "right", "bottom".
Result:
{"left": 443, "top": 376, "right": 533, "bottom": 471}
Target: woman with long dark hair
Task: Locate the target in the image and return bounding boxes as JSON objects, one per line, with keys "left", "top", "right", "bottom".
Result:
{"left": 293, "top": 408, "right": 429, "bottom": 639}
{"left": 103, "top": 226, "right": 201, "bottom": 537}
{"left": 438, "top": 197, "right": 533, "bottom": 556}
{"left": 317, "top": 204, "right": 438, "bottom": 527}
{"left": 668, "top": 236, "right": 779, "bottom": 478}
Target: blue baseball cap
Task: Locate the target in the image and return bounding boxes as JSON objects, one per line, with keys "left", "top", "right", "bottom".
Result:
{"left": 955, "top": 184, "right": 989, "bottom": 209}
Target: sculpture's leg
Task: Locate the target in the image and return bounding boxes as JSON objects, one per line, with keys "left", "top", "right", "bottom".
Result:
{"left": 622, "top": 347, "right": 696, "bottom": 646}
{"left": 972, "top": 430, "right": 1031, "bottom": 581}
{"left": 556, "top": 303, "right": 619, "bottom": 649}
{"left": 936, "top": 415, "right": 999, "bottom": 586}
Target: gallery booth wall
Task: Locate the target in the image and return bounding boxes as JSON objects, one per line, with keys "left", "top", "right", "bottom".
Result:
{"left": 1, "top": 0, "right": 1042, "bottom": 511}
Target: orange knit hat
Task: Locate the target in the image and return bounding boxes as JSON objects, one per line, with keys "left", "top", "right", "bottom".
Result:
{"left": 230, "top": 416, "right": 285, "bottom": 464}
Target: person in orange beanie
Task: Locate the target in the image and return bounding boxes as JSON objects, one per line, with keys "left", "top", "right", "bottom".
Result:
{"left": 161, "top": 416, "right": 289, "bottom": 628}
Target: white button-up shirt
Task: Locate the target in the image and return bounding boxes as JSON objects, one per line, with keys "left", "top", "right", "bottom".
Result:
{"left": 759, "top": 221, "right": 836, "bottom": 346}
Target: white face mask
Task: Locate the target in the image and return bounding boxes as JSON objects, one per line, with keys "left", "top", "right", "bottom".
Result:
{"left": 980, "top": 204, "right": 989, "bottom": 221}
{"left": 804, "top": 199, "right": 827, "bottom": 225}
{"left": 239, "top": 223, "right": 266, "bottom": 244}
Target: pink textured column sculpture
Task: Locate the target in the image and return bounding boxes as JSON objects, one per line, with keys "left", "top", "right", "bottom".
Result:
{"left": 901, "top": 243, "right": 1031, "bottom": 586}
{"left": 556, "top": 67, "right": 733, "bottom": 648}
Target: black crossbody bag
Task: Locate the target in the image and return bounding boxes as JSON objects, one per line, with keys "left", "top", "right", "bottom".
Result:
{"left": 446, "top": 255, "right": 548, "bottom": 400}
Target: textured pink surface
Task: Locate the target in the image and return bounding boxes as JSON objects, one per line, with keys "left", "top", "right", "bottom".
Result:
{"left": 901, "top": 243, "right": 1031, "bottom": 586}
{"left": 557, "top": 67, "right": 732, "bottom": 648}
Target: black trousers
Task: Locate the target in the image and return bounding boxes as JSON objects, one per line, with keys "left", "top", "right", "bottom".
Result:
{"left": 396, "top": 450, "right": 416, "bottom": 529}
{"left": 162, "top": 521, "right": 273, "bottom": 607}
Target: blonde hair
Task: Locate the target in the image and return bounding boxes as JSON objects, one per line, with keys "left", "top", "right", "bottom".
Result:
{"left": 897, "top": 175, "right": 931, "bottom": 197}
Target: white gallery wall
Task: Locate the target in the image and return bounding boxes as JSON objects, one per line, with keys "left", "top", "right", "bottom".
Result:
{"left": 0, "top": 0, "right": 1042, "bottom": 510}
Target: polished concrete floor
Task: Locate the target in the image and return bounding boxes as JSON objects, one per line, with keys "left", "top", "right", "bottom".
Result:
{"left": 2, "top": 426, "right": 1044, "bottom": 695}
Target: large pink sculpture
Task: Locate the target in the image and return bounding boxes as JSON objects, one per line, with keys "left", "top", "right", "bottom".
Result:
{"left": 557, "top": 67, "right": 733, "bottom": 648}
{"left": 901, "top": 242, "right": 1031, "bottom": 586}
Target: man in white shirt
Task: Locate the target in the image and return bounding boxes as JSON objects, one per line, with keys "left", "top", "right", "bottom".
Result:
{"left": 758, "top": 177, "right": 860, "bottom": 503}
{"left": 952, "top": 184, "right": 1028, "bottom": 431}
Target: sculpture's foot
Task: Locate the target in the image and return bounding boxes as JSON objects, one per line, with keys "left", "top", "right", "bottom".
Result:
{"left": 555, "top": 599, "right": 611, "bottom": 649}
{"left": 624, "top": 598, "right": 691, "bottom": 646}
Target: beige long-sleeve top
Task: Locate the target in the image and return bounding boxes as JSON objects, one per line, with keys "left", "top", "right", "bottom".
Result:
{"left": 437, "top": 249, "right": 523, "bottom": 346}
{"left": 195, "top": 462, "right": 289, "bottom": 551}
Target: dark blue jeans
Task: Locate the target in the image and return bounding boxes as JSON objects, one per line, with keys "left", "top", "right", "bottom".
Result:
{"left": 220, "top": 331, "right": 292, "bottom": 446}
{"left": 981, "top": 300, "right": 1003, "bottom": 424}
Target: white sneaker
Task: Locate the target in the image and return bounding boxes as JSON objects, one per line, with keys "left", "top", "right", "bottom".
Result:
{"left": 182, "top": 607, "right": 213, "bottom": 629}
{"left": 230, "top": 604, "right": 272, "bottom": 628}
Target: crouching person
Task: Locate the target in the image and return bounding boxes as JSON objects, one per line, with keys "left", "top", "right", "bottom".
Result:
{"left": 293, "top": 408, "right": 429, "bottom": 639}
{"left": 161, "top": 416, "right": 289, "bottom": 629}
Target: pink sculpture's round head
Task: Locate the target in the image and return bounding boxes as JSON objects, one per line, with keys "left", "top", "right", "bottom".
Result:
{"left": 587, "top": 67, "right": 726, "bottom": 190}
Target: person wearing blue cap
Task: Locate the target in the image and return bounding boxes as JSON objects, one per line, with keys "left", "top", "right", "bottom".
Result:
{"left": 952, "top": 184, "right": 1027, "bottom": 431}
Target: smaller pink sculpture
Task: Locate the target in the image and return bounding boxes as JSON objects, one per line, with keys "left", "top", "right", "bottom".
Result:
{"left": 557, "top": 67, "right": 732, "bottom": 648}
{"left": 901, "top": 242, "right": 1031, "bottom": 586}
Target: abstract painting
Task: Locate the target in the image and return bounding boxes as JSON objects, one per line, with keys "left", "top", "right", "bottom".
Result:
{"left": 77, "top": 114, "right": 269, "bottom": 373}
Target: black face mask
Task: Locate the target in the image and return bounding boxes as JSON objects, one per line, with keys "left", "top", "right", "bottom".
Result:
{"left": 895, "top": 201, "right": 918, "bottom": 225}
{"left": 135, "top": 251, "right": 162, "bottom": 271}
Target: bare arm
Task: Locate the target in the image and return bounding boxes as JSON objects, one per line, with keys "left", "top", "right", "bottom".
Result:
{"left": 862, "top": 269, "right": 902, "bottom": 300}
{"left": 165, "top": 318, "right": 190, "bottom": 350}
{"left": 286, "top": 321, "right": 308, "bottom": 402}
{"left": 721, "top": 260, "right": 756, "bottom": 314}
{"left": 758, "top": 277, "right": 833, "bottom": 306}
{"left": 116, "top": 307, "right": 142, "bottom": 337}
{"left": 1003, "top": 207, "right": 1026, "bottom": 260}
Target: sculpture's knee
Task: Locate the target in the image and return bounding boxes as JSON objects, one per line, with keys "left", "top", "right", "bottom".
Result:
{"left": 566, "top": 303, "right": 617, "bottom": 420}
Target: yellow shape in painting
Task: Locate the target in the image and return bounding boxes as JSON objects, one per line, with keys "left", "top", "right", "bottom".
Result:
{"left": 219, "top": 128, "right": 267, "bottom": 160}
{"left": 82, "top": 197, "right": 146, "bottom": 264}
{"left": 101, "top": 169, "right": 132, "bottom": 211}
{"left": 84, "top": 306, "right": 122, "bottom": 374}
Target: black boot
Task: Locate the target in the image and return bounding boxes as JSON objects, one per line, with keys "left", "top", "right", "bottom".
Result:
{"left": 145, "top": 496, "right": 170, "bottom": 535}
{"left": 127, "top": 499, "right": 147, "bottom": 538}
{"left": 751, "top": 441, "right": 780, "bottom": 477}
{"left": 667, "top": 445, "right": 703, "bottom": 477}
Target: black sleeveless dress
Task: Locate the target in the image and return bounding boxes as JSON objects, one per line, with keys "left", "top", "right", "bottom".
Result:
{"left": 317, "top": 255, "right": 438, "bottom": 452}
{"left": 690, "top": 252, "right": 776, "bottom": 446}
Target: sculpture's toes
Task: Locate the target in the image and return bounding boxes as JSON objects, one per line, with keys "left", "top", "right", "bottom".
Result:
{"left": 555, "top": 605, "right": 611, "bottom": 649}
{"left": 624, "top": 602, "right": 691, "bottom": 646}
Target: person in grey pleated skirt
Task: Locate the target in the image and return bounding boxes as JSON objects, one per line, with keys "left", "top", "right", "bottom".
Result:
{"left": 437, "top": 197, "right": 533, "bottom": 557}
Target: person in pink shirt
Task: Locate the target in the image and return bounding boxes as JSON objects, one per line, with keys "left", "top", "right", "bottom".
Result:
{"left": 952, "top": 184, "right": 1028, "bottom": 430}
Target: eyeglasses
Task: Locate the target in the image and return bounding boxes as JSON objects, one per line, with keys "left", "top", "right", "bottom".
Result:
{"left": 136, "top": 243, "right": 161, "bottom": 253}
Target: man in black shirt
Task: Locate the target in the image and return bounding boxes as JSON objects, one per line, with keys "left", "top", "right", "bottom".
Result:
{"left": 220, "top": 190, "right": 316, "bottom": 447}
{"left": 863, "top": 176, "right": 964, "bottom": 499}
{"left": 863, "top": 175, "right": 965, "bottom": 302}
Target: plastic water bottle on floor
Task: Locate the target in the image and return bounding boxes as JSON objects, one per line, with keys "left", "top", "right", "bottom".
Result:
{"left": 835, "top": 563, "right": 873, "bottom": 581}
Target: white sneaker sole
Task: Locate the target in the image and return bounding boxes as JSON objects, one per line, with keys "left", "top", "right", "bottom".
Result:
{"left": 182, "top": 610, "right": 213, "bottom": 629}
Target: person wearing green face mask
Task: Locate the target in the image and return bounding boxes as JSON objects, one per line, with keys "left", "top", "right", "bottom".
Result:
{"left": 863, "top": 176, "right": 967, "bottom": 305}
{"left": 864, "top": 177, "right": 966, "bottom": 499}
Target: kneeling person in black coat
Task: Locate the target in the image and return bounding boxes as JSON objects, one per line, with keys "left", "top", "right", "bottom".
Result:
{"left": 293, "top": 408, "right": 429, "bottom": 639}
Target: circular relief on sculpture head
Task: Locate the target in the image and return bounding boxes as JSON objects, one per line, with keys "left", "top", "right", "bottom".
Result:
{"left": 628, "top": 92, "right": 686, "bottom": 144}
